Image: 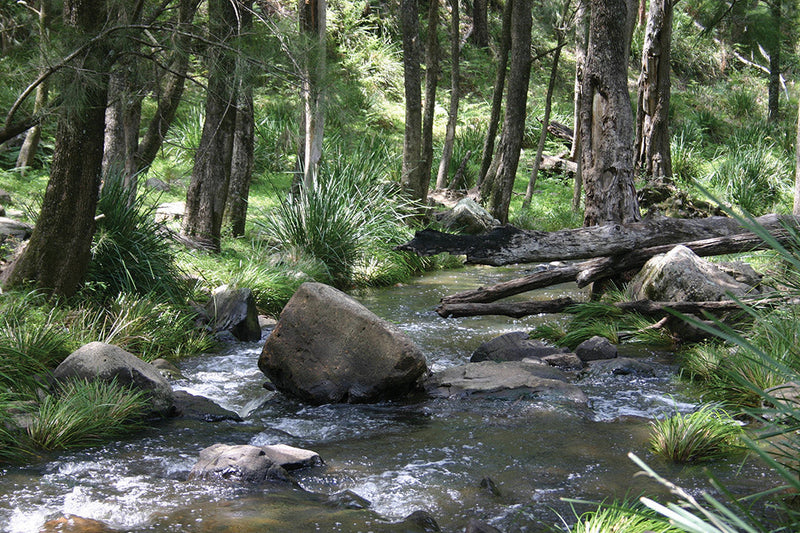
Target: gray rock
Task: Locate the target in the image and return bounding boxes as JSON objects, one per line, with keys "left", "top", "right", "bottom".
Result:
{"left": 188, "top": 443, "right": 292, "bottom": 484}
{"left": 52, "top": 342, "right": 174, "bottom": 416}
{"left": 716, "top": 260, "right": 763, "bottom": 289}
{"left": 542, "top": 352, "right": 583, "bottom": 370}
{"left": 145, "top": 177, "right": 171, "bottom": 192}
{"left": 151, "top": 358, "right": 184, "bottom": 380}
{"left": 205, "top": 285, "right": 261, "bottom": 342}
{"left": 470, "top": 332, "right": 569, "bottom": 363}
{"left": 172, "top": 391, "right": 242, "bottom": 422}
{"left": 465, "top": 518, "right": 502, "bottom": 533}
{"left": 575, "top": 336, "right": 618, "bottom": 362}
{"left": 437, "top": 198, "right": 500, "bottom": 235}
{"left": 259, "top": 282, "right": 428, "bottom": 404}
{"left": 425, "top": 361, "right": 588, "bottom": 404}
{"left": 260, "top": 443, "right": 322, "bottom": 470}
{"left": 584, "top": 357, "right": 656, "bottom": 377}
{"left": 627, "top": 245, "right": 757, "bottom": 302}
{"left": 398, "top": 510, "right": 441, "bottom": 532}
{"left": 154, "top": 202, "right": 185, "bottom": 223}
{"left": 326, "top": 490, "right": 371, "bottom": 510}
{"left": 0, "top": 217, "right": 32, "bottom": 241}
{"left": 0, "top": 189, "right": 11, "bottom": 205}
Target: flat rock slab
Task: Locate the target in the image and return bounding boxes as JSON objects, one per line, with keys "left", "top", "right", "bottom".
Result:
{"left": 425, "top": 361, "right": 588, "bottom": 404}
{"left": 261, "top": 444, "right": 323, "bottom": 470}
{"left": 189, "top": 443, "right": 293, "bottom": 484}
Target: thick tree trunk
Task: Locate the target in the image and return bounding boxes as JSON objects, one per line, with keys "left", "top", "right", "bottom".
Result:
{"left": 300, "top": 0, "right": 326, "bottom": 187}
{"left": 581, "top": 0, "right": 640, "bottom": 226}
{"left": 401, "top": 0, "right": 425, "bottom": 201}
{"left": 102, "top": 67, "right": 142, "bottom": 203}
{"left": 485, "top": 0, "right": 531, "bottom": 224}
{"left": 470, "top": 0, "right": 489, "bottom": 48}
{"left": 571, "top": 0, "right": 587, "bottom": 213}
{"left": 476, "top": 0, "right": 512, "bottom": 190}
{"left": 134, "top": 0, "right": 198, "bottom": 175}
{"left": 2, "top": 0, "right": 109, "bottom": 297}
{"left": 523, "top": 41, "right": 564, "bottom": 208}
{"left": 182, "top": 0, "right": 237, "bottom": 252}
{"left": 435, "top": 0, "right": 460, "bottom": 189}
{"left": 420, "top": 0, "right": 439, "bottom": 193}
{"left": 226, "top": 0, "right": 255, "bottom": 238}
{"left": 635, "top": 0, "right": 672, "bottom": 180}
{"left": 16, "top": 0, "right": 50, "bottom": 173}
{"left": 397, "top": 213, "right": 799, "bottom": 265}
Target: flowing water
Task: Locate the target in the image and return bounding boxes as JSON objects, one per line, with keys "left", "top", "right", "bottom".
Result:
{"left": 0, "top": 266, "right": 779, "bottom": 532}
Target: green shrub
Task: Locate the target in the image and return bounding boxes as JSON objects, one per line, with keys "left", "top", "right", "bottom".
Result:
{"left": 649, "top": 404, "right": 743, "bottom": 463}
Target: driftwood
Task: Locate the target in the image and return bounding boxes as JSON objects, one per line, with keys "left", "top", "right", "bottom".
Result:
{"left": 539, "top": 154, "right": 577, "bottom": 175}
{"left": 397, "top": 214, "right": 799, "bottom": 266}
{"left": 441, "top": 230, "right": 791, "bottom": 305}
{"left": 436, "top": 297, "right": 778, "bottom": 319}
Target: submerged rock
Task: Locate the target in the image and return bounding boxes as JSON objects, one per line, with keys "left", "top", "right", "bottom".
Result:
{"left": 39, "top": 515, "right": 118, "bottom": 533}
{"left": 425, "top": 360, "right": 588, "bottom": 404}
{"left": 583, "top": 357, "right": 656, "bottom": 377}
{"left": 465, "top": 518, "right": 502, "bottom": 533}
{"left": 470, "top": 332, "right": 569, "bottom": 363}
{"left": 172, "top": 391, "right": 242, "bottom": 422}
{"left": 259, "top": 282, "right": 428, "bottom": 404}
{"left": 52, "top": 342, "right": 174, "bottom": 416}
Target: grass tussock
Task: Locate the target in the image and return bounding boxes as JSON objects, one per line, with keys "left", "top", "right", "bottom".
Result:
{"left": 649, "top": 404, "right": 744, "bottom": 463}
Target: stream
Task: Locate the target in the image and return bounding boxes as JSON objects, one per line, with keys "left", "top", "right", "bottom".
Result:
{"left": 0, "top": 266, "right": 779, "bottom": 532}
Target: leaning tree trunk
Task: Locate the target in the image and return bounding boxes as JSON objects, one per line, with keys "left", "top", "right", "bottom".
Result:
{"left": 476, "top": 0, "right": 512, "bottom": 190}
{"left": 484, "top": 0, "right": 531, "bottom": 224}
{"left": 226, "top": 0, "right": 255, "bottom": 238}
{"left": 635, "top": 0, "right": 672, "bottom": 180}
{"left": 435, "top": 0, "right": 460, "bottom": 189}
{"left": 2, "top": 0, "right": 110, "bottom": 297}
{"left": 299, "top": 0, "right": 326, "bottom": 188}
{"left": 16, "top": 0, "right": 50, "bottom": 173}
{"left": 182, "top": 0, "right": 237, "bottom": 252}
{"left": 571, "top": 0, "right": 587, "bottom": 213}
{"left": 420, "top": 0, "right": 439, "bottom": 195}
{"left": 401, "top": 0, "right": 425, "bottom": 201}
{"left": 581, "top": 0, "right": 640, "bottom": 226}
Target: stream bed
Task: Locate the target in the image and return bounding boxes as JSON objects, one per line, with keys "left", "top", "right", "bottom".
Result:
{"left": 0, "top": 266, "right": 779, "bottom": 532}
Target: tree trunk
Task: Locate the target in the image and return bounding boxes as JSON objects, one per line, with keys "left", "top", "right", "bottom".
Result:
{"left": 435, "top": 0, "right": 460, "bottom": 189}
{"left": 638, "top": 0, "right": 647, "bottom": 25}
{"left": 2, "top": 0, "right": 110, "bottom": 297}
{"left": 182, "top": 0, "right": 237, "bottom": 252}
{"left": 300, "top": 0, "right": 326, "bottom": 187}
{"left": 635, "top": 0, "right": 672, "bottom": 180}
{"left": 397, "top": 213, "right": 798, "bottom": 265}
{"left": 470, "top": 0, "right": 489, "bottom": 47}
{"left": 401, "top": 0, "right": 425, "bottom": 201}
{"left": 581, "top": 0, "right": 640, "bottom": 226}
{"left": 794, "top": 95, "right": 800, "bottom": 215}
{"left": 476, "top": 0, "right": 512, "bottom": 190}
{"left": 16, "top": 0, "right": 50, "bottom": 173}
{"left": 768, "top": 0, "right": 781, "bottom": 123}
{"left": 571, "top": 0, "right": 587, "bottom": 213}
{"left": 523, "top": 41, "right": 564, "bottom": 208}
{"left": 226, "top": 0, "right": 255, "bottom": 238}
{"left": 134, "top": 0, "right": 198, "bottom": 175}
{"left": 485, "top": 0, "right": 531, "bottom": 224}
{"left": 102, "top": 67, "right": 143, "bottom": 203}
{"left": 420, "top": 0, "right": 439, "bottom": 194}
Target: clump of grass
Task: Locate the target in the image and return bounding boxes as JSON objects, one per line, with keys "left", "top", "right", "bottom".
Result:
{"left": 24, "top": 379, "right": 149, "bottom": 452}
{"left": 649, "top": 404, "right": 743, "bottom": 463}
{"left": 568, "top": 499, "right": 679, "bottom": 533}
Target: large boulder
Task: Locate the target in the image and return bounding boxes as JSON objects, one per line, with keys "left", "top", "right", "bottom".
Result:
{"left": 188, "top": 443, "right": 293, "bottom": 484}
{"left": 425, "top": 360, "right": 588, "bottom": 404}
{"left": 259, "top": 282, "right": 428, "bottom": 404}
{"left": 0, "top": 217, "right": 32, "bottom": 241}
{"left": 52, "top": 342, "right": 174, "bottom": 415}
{"left": 205, "top": 285, "right": 261, "bottom": 342}
{"left": 470, "top": 332, "right": 570, "bottom": 363}
{"left": 627, "top": 245, "right": 757, "bottom": 302}
{"left": 172, "top": 391, "right": 242, "bottom": 422}
{"left": 575, "top": 336, "right": 618, "bottom": 362}
{"left": 436, "top": 198, "right": 500, "bottom": 235}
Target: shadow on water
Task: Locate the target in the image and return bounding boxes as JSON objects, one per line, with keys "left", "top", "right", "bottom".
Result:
{"left": 0, "top": 266, "right": 783, "bottom": 532}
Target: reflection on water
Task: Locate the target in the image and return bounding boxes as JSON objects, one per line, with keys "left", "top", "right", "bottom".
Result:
{"left": 0, "top": 266, "right": 781, "bottom": 532}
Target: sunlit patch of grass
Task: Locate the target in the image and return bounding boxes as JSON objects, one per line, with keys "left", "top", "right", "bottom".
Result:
{"left": 568, "top": 499, "right": 679, "bottom": 533}
{"left": 649, "top": 404, "right": 744, "bottom": 463}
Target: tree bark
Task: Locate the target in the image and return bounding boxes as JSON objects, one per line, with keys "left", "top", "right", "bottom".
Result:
{"left": 2, "top": 0, "right": 110, "bottom": 297}
{"left": 571, "top": 0, "right": 587, "bottom": 213}
{"left": 795, "top": 95, "right": 800, "bottom": 216}
{"left": 635, "top": 0, "right": 672, "bottom": 180}
{"left": 397, "top": 213, "right": 799, "bottom": 265}
{"left": 476, "top": 0, "right": 512, "bottom": 190}
{"left": 16, "top": 0, "right": 50, "bottom": 173}
{"left": 435, "top": 0, "right": 460, "bottom": 189}
{"left": 420, "top": 0, "right": 439, "bottom": 194}
{"left": 182, "top": 0, "right": 237, "bottom": 252}
{"left": 485, "top": 0, "right": 532, "bottom": 224}
{"left": 299, "top": 0, "right": 326, "bottom": 187}
{"left": 401, "top": 0, "right": 425, "bottom": 201}
{"left": 581, "top": 0, "right": 640, "bottom": 226}
{"left": 226, "top": 0, "right": 255, "bottom": 238}
{"left": 102, "top": 66, "right": 142, "bottom": 203}
{"left": 767, "top": 0, "right": 781, "bottom": 123}
{"left": 469, "top": 0, "right": 489, "bottom": 47}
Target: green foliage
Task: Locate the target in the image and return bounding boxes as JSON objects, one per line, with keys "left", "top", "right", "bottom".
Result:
{"left": 568, "top": 499, "right": 679, "bottom": 533}
{"left": 163, "top": 103, "right": 205, "bottom": 170}
{"left": 671, "top": 130, "right": 703, "bottom": 185}
{"left": 23, "top": 379, "right": 149, "bottom": 452}
{"left": 648, "top": 404, "right": 744, "bottom": 463}
{"left": 87, "top": 176, "right": 190, "bottom": 303}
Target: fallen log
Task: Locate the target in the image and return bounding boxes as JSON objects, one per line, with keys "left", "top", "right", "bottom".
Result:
{"left": 440, "top": 230, "right": 791, "bottom": 305}
{"left": 436, "top": 297, "right": 778, "bottom": 319}
{"left": 396, "top": 214, "right": 799, "bottom": 266}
